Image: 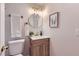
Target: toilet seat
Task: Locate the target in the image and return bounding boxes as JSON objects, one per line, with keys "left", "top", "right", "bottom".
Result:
{"left": 15, "top": 54, "right": 23, "bottom": 56}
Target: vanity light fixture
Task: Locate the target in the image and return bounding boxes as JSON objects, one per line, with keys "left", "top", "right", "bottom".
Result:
{"left": 31, "top": 4, "right": 45, "bottom": 11}
{"left": 29, "top": 4, "right": 46, "bottom": 14}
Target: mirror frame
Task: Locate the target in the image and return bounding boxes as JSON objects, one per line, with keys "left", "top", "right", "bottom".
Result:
{"left": 28, "top": 13, "right": 43, "bottom": 28}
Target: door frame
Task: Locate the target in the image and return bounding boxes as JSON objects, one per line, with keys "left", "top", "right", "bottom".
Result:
{"left": 0, "top": 3, "right": 5, "bottom": 56}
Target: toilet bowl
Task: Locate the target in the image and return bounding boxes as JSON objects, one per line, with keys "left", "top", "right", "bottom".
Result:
{"left": 8, "top": 39, "right": 25, "bottom": 56}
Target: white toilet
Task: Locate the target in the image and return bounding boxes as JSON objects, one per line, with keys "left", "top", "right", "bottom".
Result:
{"left": 8, "top": 39, "right": 25, "bottom": 56}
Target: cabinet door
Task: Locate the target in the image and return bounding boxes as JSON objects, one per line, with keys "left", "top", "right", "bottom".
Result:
{"left": 30, "top": 39, "right": 49, "bottom": 56}
{"left": 42, "top": 44, "right": 49, "bottom": 56}
{"left": 31, "top": 44, "right": 42, "bottom": 56}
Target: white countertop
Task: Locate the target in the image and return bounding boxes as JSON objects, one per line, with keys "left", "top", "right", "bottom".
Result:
{"left": 30, "top": 36, "right": 50, "bottom": 40}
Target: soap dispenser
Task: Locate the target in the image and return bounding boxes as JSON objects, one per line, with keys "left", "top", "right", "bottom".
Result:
{"left": 40, "top": 31, "right": 43, "bottom": 36}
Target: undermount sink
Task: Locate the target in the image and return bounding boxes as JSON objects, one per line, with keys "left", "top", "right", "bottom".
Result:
{"left": 30, "top": 36, "right": 50, "bottom": 40}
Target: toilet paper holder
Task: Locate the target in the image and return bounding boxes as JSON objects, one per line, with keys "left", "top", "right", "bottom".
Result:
{"left": 1, "top": 46, "right": 8, "bottom": 52}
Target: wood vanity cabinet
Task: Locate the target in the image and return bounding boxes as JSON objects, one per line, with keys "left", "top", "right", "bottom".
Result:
{"left": 29, "top": 38, "right": 50, "bottom": 56}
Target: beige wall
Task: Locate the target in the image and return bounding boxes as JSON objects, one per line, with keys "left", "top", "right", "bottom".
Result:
{"left": 5, "top": 3, "right": 30, "bottom": 55}
{"left": 5, "top": 3, "right": 29, "bottom": 43}
{"left": 43, "top": 3, "right": 79, "bottom": 56}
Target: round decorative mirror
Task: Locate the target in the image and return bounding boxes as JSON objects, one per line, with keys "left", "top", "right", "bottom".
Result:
{"left": 28, "top": 13, "right": 43, "bottom": 28}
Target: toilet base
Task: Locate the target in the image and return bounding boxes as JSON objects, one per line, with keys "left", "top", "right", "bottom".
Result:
{"left": 14, "top": 54, "right": 23, "bottom": 56}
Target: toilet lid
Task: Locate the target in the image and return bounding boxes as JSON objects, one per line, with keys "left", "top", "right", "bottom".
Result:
{"left": 15, "top": 54, "right": 23, "bottom": 56}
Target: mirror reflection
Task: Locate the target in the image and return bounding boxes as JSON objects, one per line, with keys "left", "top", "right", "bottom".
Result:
{"left": 28, "top": 13, "right": 42, "bottom": 28}
{"left": 28, "top": 13, "right": 43, "bottom": 36}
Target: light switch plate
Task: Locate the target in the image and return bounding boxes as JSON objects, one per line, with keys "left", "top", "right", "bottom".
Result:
{"left": 75, "top": 28, "right": 79, "bottom": 37}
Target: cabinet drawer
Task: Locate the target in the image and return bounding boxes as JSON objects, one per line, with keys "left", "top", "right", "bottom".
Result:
{"left": 31, "top": 39, "right": 49, "bottom": 45}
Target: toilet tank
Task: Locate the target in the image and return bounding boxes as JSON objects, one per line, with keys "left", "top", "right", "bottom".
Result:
{"left": 8, "top": 39, "right": 25, "bottom": 56}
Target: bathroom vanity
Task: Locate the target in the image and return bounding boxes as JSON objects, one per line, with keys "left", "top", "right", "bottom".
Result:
{"left": 23, "top": 10, "right": 50, "bottom": 56}
{"left": 29, "top": 36, "right": 50, "bottom": 56}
